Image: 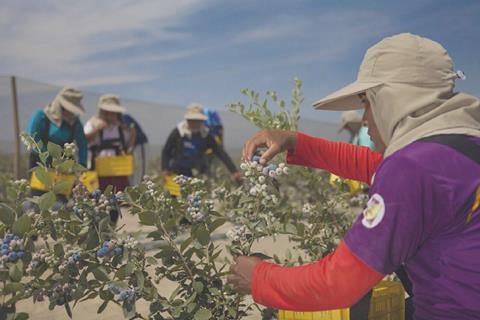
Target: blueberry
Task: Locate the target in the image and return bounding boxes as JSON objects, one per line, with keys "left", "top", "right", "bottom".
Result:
{"left": 103, "top": 241, "right": 110, "bottom": 248}
{"left": 8, "top": 251, "right": 18, "bottom": 261}
{"left": 0, "top": 249, "right": 8, "bottom": 256}
{"left": 1, "top": 244, "right": 9, "bottom": 250}
{"left": 108, "top": 283, "right": 121, "bottom": 295}
{"left": 73, "top": 253, "right": 80, "bottom": 261}
{"left": 267, "top": 164, "right": 277, "bottom": 171}
{"left": 17, "top": 251, "right": 25, "bottom": 259}
{"left": 113, "top": 248, "right": 122, "bottom": 256}
{"left": 96, "top": 249, "right": 105, "bottom": 257}
{"left": 56, "top": 296, "right": 66, "bottom": 305}
{"left": 118, "top": 291, "right": 128, "bottom": 301}
{"left": 252, "top": 155, "right": 261, "bottom": 162}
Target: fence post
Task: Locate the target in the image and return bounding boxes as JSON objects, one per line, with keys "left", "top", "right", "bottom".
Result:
{"left": 10, "top": 76, "right": 20, "bottom": 179}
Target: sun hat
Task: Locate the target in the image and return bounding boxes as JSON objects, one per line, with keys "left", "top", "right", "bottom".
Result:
{"left": 313, "top": 33, "right": 458, "bottom": 111}
{"left": 339, "top": 111, "right": 362, "bottom": 131}
{"left": 184, "top": 103, "right": 207, "bottom": 121}
{"left": 56, "top": 87, "right": 84, "bottom": 115}
{"left": 98, "top": 94, "right": 127, "bottom": 113}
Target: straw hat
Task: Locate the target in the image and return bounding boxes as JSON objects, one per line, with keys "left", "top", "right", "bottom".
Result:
{"left": 312, "top": 33, "right": 458, "bottom": 111}
{"left": 56, "top": 87, "right": 84, "bottom": 115}
{"left": 98, "top": 94, "right": 127, "bottom": 113}
{"left": 184, "top": 103, "right": 207, "bottom": 121}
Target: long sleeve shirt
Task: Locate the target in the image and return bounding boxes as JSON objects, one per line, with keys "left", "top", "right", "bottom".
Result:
{"left": 27, "top": 110, "right": 88, "bottom": 167}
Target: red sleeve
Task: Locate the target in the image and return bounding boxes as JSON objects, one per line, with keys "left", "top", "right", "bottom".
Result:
{"left": 286, "top": 132, "right": 383, "bottom": 185}
{"left": 251, "top": 241, "right": 384, "bottom": 311}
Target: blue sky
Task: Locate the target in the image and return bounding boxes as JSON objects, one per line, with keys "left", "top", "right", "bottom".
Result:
{"left": 1, "top": 0, "right": 479, "bottom": 122}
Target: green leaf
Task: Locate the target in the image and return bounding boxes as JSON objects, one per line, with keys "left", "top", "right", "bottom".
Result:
{"left": 138, "top": 211, "right": 156, "bottom": 226}
{"left": 194, "top": 225, "right": 210, "bottom": 246}
{"left": 249, "top": 252, "right": 272, "bottom": 260}
{"left": 4, "top": 282, "right": 25, "bottom": 295}
{"left": 57, "top": 159, "right": 75, "bottom": 173}
{"left": 104, "top": 185, "right": 113, "bottom": 196}
{"left": 146, "top": 256, "right": 157, "bottom": 265}
{"left": 38, "top": 191, "right": 56, "bottom": 211}
{"left": 64, "top": 302, "right": 72, "bottom": 319}
{"left": 97, "top": 300, "right": 109, "bottom": 314}
{"left": 0, "top": 203, "right": 15, "bottom": 226}
{"left": 54, "top": 243, "right": 65, "bottom": 257}
{"left": 122, "top": 300, "right": 136, "bottom": 319}
{"left": 194, "top": 308, "right": 212, "bottom": 320}
{"left": 47, "top": 142, "right": 63, "bottom": 160}
{"left": 180, "top": 237, "right": 193, "bottom": 253}
{"left": 52, "top": 180, "right": 71, "bottom": 194}
{"left": 9, "top": 262, "right": 23, "bottom": 282}
{"left": 187, "top": 302, "right": 197, "bottom": 313}
{"left": 135, "top": 271, "right": 145, "bottom": 290}
{"left": 193, "top": 281, "right": 204, "bottom": 294}
{"left": 34, "top": 167, "right": 52, "bottom": 187}
{"left": 12, "top": 215, "right": 32, "bottom": 237}
{"left": 15, "top": 313, "right": 29, "bottom": 320}
{"left": 92, "top": 267, "right": 110, "bottom": 282}
{"left": 85, "top": 230, "right": 99, "bottom": 250}
{"left": 208, "top": 218, "right": 226, "bottom": 233}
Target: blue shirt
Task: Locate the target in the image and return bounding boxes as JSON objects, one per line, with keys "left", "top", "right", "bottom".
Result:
{"left": 351, "top": 126, "right": 375, "bottom": 150}
{"left": 27, "top": 110, "right": 88, "bottom": 166}
{"left": 122, "top": 114, "right": 148, "bottom": 145}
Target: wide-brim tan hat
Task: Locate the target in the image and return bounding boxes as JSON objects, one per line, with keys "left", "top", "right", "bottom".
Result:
{"left": 57, "top": 87, "right": 85, "bottom": 115}
{"left": 313, "top": 33, "right": 458, "bottom": 111}
{"left": 98, "top": 94, "right": 127, "bottom": 113}
{"left": 184, "top": 102, "right": 207, "bottom": 121}
{"left": 314, "top": 81, "right": 383, "bottom": 111}
{"left": 338, "top": 110, "right": 362, "bottom": 132}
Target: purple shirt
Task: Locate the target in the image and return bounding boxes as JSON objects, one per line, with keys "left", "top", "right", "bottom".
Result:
{"left": 344, "top": 138, "right": 480, "bottom": 320}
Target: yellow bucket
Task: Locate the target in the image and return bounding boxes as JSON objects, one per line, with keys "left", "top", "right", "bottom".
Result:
{"left": 95, "top": 155, "right": 134, "bottom": 177}
{"left": 80, "top": 171, "right": 99, "bottom": 193}
{"left": 279, "top": 281, "right": 405, "bottom": 320}
{"left": 30, "top": 171, "right": 75, "bottom": 195}
{"left": 279, "top": 309, "right": 349, "bottom": 320}
{"left": 329, "top": 174, "right": 361, "bottom": 195}
{"left": 164, "top": 175, "right": 181, "bottom": 197}
{"left": 31, "top": 170, "right": 99, "bottom": 195}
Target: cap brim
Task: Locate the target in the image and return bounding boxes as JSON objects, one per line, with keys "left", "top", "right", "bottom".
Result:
{"left": 313, "top": 81, "right": 383, "bottom": 111}
{"left": 185, "top": 114, "right": 207, "bottom": 121}
{"left": 59, "top": 97, "right": 84, "bottom": 115}
{"left": 99, "top": 104, "right": 127, "bottom": 113}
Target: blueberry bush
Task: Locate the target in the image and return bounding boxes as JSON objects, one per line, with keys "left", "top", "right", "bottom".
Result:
{"left": 0, "top": 79, "right": 355, "bottom": 319}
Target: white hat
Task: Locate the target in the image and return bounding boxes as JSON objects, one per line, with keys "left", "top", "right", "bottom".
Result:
{"left": 184, "top": 102, "right": 207, "bottom": 121}
{"left": 98, "top": 94, "right": 127, "bottom": 113}
{"left": 56, "top": 87, "right": 84, "bottom": 115}
{"left": 313, "top": 33, "right": 458, "bottom": 111}
{"left": 339, "top": 111, "right": 362, "bottom": 131}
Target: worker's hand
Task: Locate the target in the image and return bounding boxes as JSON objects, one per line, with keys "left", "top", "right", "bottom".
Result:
{"left": 227, "top": 256, "right": 262, "bottom": 294}
{"left": 242, "top": 130, "right": 297, "bottom": 165}
{"left": 231, "top": 171, "right": 242, "bottom": 183}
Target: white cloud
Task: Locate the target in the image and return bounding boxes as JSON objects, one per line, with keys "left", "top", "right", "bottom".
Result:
{"left": 0, "top": 0, "right": 212, "bottom": 86}
{"left": 232, "top": 16, "right": 310, "bottom": 44}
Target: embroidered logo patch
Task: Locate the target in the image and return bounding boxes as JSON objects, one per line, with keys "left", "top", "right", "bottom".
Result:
{"left": 362, "top": 193, "right": 385, "bottom": 229}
